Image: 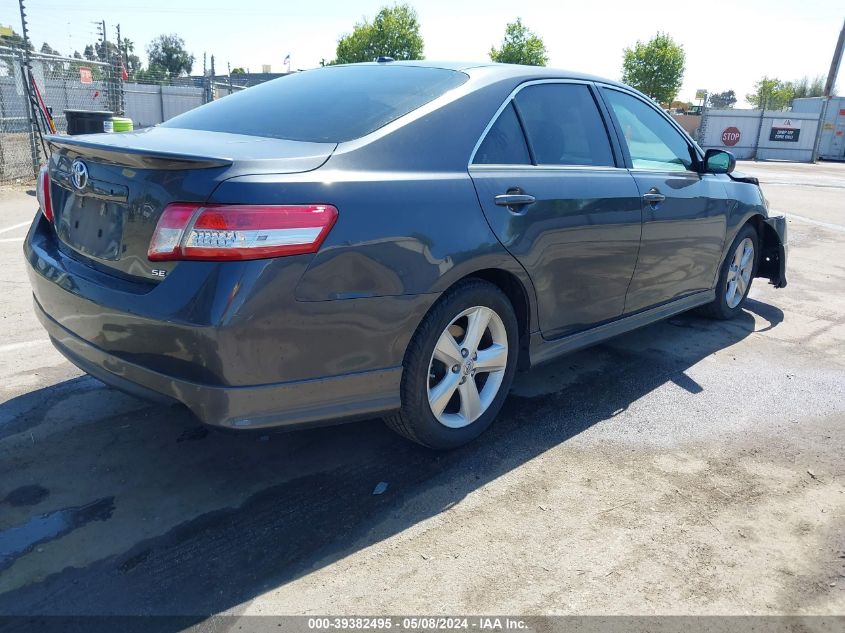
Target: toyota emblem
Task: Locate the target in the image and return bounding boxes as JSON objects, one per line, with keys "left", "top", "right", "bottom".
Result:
{"left": 71, "top": 159, "right": 89, "bottom": 190}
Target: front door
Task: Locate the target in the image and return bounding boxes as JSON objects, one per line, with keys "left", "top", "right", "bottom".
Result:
{"left": 469, "top": 82, "right": 643, "bottom": 340}
{"left": 600, "top": 87, "right": 729, "bottom": 314}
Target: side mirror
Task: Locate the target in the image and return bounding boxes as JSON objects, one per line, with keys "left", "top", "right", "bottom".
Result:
{"left": 703, "top": 149, "right": 736, "bottom": 174}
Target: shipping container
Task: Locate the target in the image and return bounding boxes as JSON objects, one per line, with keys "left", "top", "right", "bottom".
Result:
{"left": 792, "top": 96, "right": 845, "bottom": 160}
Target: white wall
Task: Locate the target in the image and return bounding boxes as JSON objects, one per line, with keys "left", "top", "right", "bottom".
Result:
{"left": 124, "top": 83, "right": 205, "bottom": 128}
{"left": 699, "top": 109, "right": 820, "bottom": 162}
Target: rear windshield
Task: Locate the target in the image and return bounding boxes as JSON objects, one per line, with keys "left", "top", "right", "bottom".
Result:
{"left": 162, "top": 65, "right": 468, "bottom": 143}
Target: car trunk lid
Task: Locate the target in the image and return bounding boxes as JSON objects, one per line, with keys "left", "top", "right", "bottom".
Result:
{"left": 46, "top": 128, "right": 336, "bottom": 282}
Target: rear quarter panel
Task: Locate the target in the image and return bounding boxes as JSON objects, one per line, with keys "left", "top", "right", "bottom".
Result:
{"left": 209, "top": 75, "right": 539, "bottom": 328}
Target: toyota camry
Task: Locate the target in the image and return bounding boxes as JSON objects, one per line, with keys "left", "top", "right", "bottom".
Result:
{"left": 25, "top": 61, "right": 787, "bottom": 449}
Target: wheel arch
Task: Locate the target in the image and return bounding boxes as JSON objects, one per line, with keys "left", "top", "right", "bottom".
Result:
{"left": 715, "top": 212, "right": 764, "bottom": 284}
{"left": 451, "top": 267, "right": 534, "bottom": 370}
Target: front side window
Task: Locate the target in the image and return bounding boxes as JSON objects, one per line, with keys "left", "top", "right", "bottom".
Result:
{"left": 514, "top": 83, "right": 615, "bottom": 167}
{"left": 602, "top": 89, "right": 695, "bottom": 171}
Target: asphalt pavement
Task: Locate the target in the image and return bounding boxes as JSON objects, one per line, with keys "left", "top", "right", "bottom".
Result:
{"left": 0, "top": 160, "right": 843, "bottom": 623}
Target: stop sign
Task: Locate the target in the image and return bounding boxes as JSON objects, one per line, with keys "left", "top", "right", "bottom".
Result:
{"left": 721, "top": 127, "right": 741, "bottom": 147}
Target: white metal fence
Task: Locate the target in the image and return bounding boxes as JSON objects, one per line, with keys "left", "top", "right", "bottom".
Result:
{"left": 124, "top": 83, "right": 205, "bottom": 128}
{"left": 123, "top": 81, "right": 243, "bottom": 128}
{"left": 699, "top": 108, "right": 821, "bottom": 162}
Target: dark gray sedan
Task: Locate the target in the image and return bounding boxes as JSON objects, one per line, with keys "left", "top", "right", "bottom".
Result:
{"left": 26, "top": 61, "right": 787, "bottom": 449}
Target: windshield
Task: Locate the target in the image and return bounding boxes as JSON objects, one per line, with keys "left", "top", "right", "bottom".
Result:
{"left": 162, "top": 64, "right": 468, "bottom": 143}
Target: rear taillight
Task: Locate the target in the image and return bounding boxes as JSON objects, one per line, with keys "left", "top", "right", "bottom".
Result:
{"left": 36, "top": 166, "right": 54, "bottom": 222}
{"left": 148, "top": 203, "right": 338, "bottom": 261}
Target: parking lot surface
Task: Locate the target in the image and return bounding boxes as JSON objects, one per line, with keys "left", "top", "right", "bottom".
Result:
{"left": 0, "top": 161, "right": 843, "bottom": 621}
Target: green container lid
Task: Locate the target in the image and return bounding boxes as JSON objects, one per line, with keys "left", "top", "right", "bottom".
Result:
{"left": 107, "top": 117, "right": 134, "bottom": 133}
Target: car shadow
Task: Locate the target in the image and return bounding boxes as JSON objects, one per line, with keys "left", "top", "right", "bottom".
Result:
{"left": 0, "top": 301, "right": 782, "bottom": 623}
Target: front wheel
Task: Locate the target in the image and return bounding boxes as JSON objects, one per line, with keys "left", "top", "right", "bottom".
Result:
{"left": 384, "top": 279, "right": 519, "bottom": 449}
{"left": 702, "top": 223, "right": 759, "bottom": 320}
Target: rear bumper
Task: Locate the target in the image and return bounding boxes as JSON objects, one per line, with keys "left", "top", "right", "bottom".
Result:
{"left": 35, "top": 296, "right": 401, "bottom": 429}
{"left": 23, "top": 213, "right": 432, "bottom": 429}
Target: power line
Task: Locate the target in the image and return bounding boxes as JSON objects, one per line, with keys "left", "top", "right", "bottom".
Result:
{"left": 26, "top": 4, "right": 306, "bottom": 15}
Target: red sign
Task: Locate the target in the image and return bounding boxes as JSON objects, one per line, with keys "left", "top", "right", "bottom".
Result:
{"left": 79, "top": 67, "right": 93, "bottom": 84}
{"left": 839, "top": 109, "right": 845, "bottom": 116}
{"left": 721, "top": 126, "right": 741, "bottom": 147}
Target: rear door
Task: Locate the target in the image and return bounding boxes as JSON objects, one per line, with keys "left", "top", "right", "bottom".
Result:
{"left": 469, "top": 81, "right": 642, "bottom": 340}
{"left": 599, "top": 87, "right": 728, "bottom": 313}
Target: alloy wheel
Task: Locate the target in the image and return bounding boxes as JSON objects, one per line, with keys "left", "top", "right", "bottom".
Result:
{"left": 726, "top": 237, "right": 754, "bottom": 309}
{"left": 427, "top": 306, "right": 509, "bottom": 429}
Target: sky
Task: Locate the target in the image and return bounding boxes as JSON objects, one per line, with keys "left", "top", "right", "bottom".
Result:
{"left": 2, "top": 0, "right": 843, "bottom": 106}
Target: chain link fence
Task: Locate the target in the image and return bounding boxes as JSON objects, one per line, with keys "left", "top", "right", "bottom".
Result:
{"left": 0, "top": 46, "right": 36, "bottom": 183}
{"left": 1, "top": 46, "right": 117, "bottom": 183}
{"left": 1, "top": 45, "right": 254, "bottom": 185}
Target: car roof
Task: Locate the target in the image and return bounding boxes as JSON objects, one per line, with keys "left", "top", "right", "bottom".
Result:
{"left": 358, "top": 60, "right": 626, "bottom": 88}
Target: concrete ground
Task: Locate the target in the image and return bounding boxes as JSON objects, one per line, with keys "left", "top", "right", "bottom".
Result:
{"left": 0, "top": 161, "right": 843, "bottom": 622}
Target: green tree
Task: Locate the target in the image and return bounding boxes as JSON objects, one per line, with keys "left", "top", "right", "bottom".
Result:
{"left": 120, "top": 38, "right": 143, "bottom": 78}
{"left": 746, "top": 77, "right": 794, "bottom": 110}
{"left": 708, "top": 90, "right": 737, "bottom": 109}
{"left": 791, "top": 75, "right": 828, "bottom": 99}
{"left": 38, "top": 42, "right": 65, "bottom": 73}
{"left": 0, "top": 28, "right": 31, "bottom": 75}
{"left": 334, "top": 4, "right": 424, "bottom": 64}
{"left": 39, "top": 42, "right": 61, "bottom": 56}
{"left": 78, "top": 39, "right": 122, "bottom": 80}
{"left": 489, "top": 18, "right": 548, "bottom": 66}
{"left": 95, "top": 40, "right": 121, "bottom": 62}
{"left": 230, "top": 67, "right": 246, "bottom": 75}
{"left": 621, "top": 32, "right": 685, "bottom": 104}
{"left": 0, "top": 27, "right": 31, "bottom": 50}
{"left": 133, "top": 64, "right": 169, "bottom": 84}
{"left": 146, "top": 34, "right": 194, "bottom": 77}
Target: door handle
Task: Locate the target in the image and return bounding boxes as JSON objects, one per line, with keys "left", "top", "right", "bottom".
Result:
{"left": 642, "top": 189, "right": 666, "bottom": 206}
{"left": 495, "top": 194, "right": 536, "bottom": 207}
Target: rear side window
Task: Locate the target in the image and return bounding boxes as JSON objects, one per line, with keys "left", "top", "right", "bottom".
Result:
{"left": 602, "top": 88, "right": 695, "bottom": 171}
{"left": 162, "top": 65, "right": 468, "bottom": 143}
{"left": 473, "top": 103, "right": 531, "bottom": 165}
{"left": 514, "top": 84, "right": 615, "bottom": 167}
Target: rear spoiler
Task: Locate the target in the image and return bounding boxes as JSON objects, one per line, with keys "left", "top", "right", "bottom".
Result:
{"left": 46, "top": 135, "right": 233, "bottom": 170}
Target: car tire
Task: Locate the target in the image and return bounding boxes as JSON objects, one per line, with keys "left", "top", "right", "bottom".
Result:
{"left": 384, "top": 279, "right": 519, "bottom": 449}
{"left": 701, "top": 223, "right": 759, "bottom": 320}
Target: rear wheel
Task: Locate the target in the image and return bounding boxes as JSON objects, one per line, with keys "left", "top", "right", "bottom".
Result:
{"left": 384, "top": 279, "right": 519, "bottom": 449}
{"left": 702, "top": 223, "right": 759, "bottom": 320}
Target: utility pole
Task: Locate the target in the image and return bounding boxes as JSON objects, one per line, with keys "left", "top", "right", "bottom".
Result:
{"left": 210, "top": 55, "right": 216, "bottom": 102}
{"left": 824, "top": 18, "right": 845, "bottom": 97}
{"left": 114, "top": 24, "right": 125, "bottom": 115}
{"left": 17, "top": 0, "right": 31, "bottom": 59}
{"left": 96, "top": 20, "right": 107, "bottom": 55}
{"left": 95, "top": 20, "right": 117, "bottom": 114}
{"left": 18, "top": 0, "right": 40, "bottom": 174}
{"left": 813, "top": 18, "right": 845, "bottom": 162}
